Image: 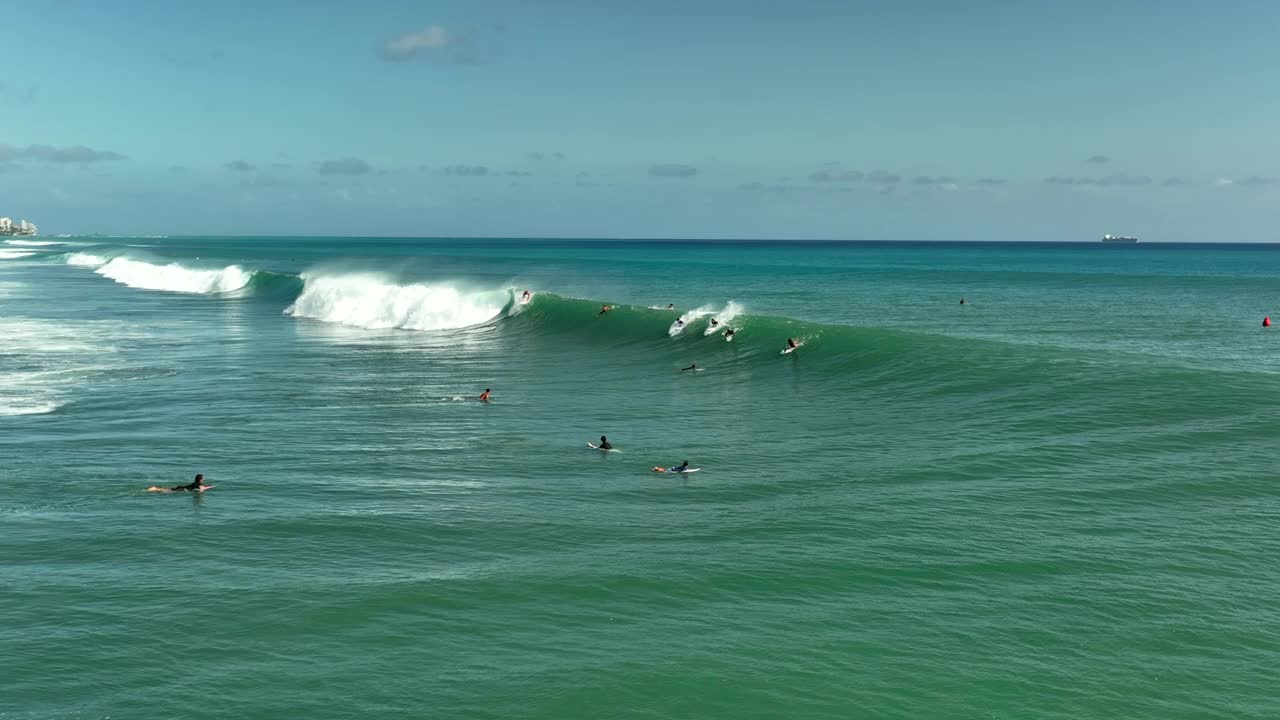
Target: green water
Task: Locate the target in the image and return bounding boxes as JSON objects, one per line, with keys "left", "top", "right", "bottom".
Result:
{"left": 2, "top": 238, "right": 1278, "bottom": 718}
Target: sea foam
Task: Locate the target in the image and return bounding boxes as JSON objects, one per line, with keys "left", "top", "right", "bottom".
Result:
{"left": 284, "top": 273, "right": 508, "bottom": 331}
{"left": 91, "top": 257, "right": 253, "bottom": 293}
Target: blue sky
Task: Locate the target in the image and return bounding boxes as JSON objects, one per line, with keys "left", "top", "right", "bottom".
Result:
{"left": 1, "top": 0, "right": 1278, "bottom": 240}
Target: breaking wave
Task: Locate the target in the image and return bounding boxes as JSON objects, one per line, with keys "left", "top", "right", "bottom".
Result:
{"left": 284, "top": 273, "right": 511, "bottom": 331}
{"left": 93, "top": 257, "right": 254, "bottom": 294}
{"left": 0, "top": 249, "right": 38, "bottom": 260}
{"left": 66, "top": 252, "right": 111, "bottom": 267}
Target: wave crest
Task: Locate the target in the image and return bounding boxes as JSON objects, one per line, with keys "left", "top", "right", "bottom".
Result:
{"left": 284, "top": 273, "right": 509, "bottom": 331}
{"left": 66, "top": 252, "right": 110, "bottom": 267}
{"left": 93, "top": 257, "right": 253, "bottom": 294}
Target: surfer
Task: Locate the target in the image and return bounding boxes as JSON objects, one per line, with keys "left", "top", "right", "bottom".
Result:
{"left": 666, "top": 304, "right": 675, "bottom": 310}
{"left": 709, "top": 318, "right": 719, "bottom": 328}
{"left": 598, "top": 305, "right": 613, "bottom": 316}
{"left": 787, "top": 338, "right": 798, "bottom": 349}
{"left": 724, "top": 328, "right": 736, "bottom": 340}
{"left": 479, "top": 388, "right": 491, "bottom": 402}
{"left": 680, "top": 363, "right": 698, "bottom": 372}
{"left": 598, "top": 435, "right": 613, "bottom": 450}
{"left": 675, "top": 319, "right": 685, "bottom": 329}
{"left": 960, "top": 297, "right": 967, "bottom": 305}
{"left": 522, "top": 290, "right": 531, "bottom": 302}
{"left": 148, "top": 474, "right": 206, "bottom": 493}
{"left": 654, "top": 460, "right": 691, "bottom": 473}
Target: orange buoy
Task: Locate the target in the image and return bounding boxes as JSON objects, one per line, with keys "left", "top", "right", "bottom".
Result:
{"left": 1265, "top": 316, "right": 1272, "bottom": 327}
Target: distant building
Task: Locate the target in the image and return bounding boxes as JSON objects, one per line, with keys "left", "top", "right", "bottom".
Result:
{"left": 0, "top": 216, "right": 38, "bottom": 236}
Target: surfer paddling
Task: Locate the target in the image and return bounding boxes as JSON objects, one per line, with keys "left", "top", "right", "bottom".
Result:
{"left": 680, "top": 363, "right": 698, "bottom": 372}
{"left": 598, "top": 305, "right": 613, "bottom": 316}
{"left": 147, "top": 474, "right": 208, "bottom": 493}
{"left": 653, "top": 461, "right": 692, "bottom": 473}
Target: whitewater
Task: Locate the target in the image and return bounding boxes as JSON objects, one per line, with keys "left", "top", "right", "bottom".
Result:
{"left": 4, "top": 237, "right": 1280, "bottom": 720}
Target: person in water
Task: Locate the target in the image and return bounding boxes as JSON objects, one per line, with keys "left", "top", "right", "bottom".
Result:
{"left": 479, "top": 388, "right": 491, "bottom": 402}
{"left": 724, "top": 328, "right": 736, "bottom": 339}
{"left": 959, "top": 297, "right": 967, "bottom": 305}
{"left": 148, "top": 474, "right": 206, "bottom": 493}
{"left": 522, "top": 290, "right": 531, "bottom": 302}
{"left": 173, "top": 474, "right": 205, "bottom": 492}
{"left": 710, "top": 318, "right": 719, "bottom": 327}
{"left": 787, "top": 338, "right": 798, "bottom": 349}
{"left": 666, "top": 304, "right": 675, "bottom": 310}
{"left": 676, "top": 319, "right": 685, "bottom": 328}
{"left": 598, "top": 305, "right": 613, "bottom": 315}
{"left": 681, "top": 363, "right": 697, "bottom": 372}
{"left": 598, "top": 435, "right": 613, "bottom": 450}
{"left": 673, "top": 460, "right": 690, "bottom": 472}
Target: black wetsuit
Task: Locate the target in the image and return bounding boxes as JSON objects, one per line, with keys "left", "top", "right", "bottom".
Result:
{"left": 600, "top": 441, "right": 613, "bottom": 450}
{"left": 170, "top": 480, "right": 202, "bottom": 492}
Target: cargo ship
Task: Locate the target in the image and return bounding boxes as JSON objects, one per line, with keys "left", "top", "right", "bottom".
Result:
{"left": 1101, "top": 234, "right": 1138, "bottom": 244}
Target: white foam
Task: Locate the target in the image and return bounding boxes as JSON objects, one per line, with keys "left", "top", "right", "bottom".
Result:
{"left": 669, "top": 305, "right": 714, "bottom": 336}
{"left": 704, "top": 301, "right": 744, "bottom": 335}
{"left": 0, "top": 249, "right": 37, "bottom": 260}
{"left": 4, "top": 239, "right": 65, "bottom": 247}
{"left": 285, "top": 273, "right": 508, "bottom": 331}
{"left": 92, "top": 257, "right": 252, "bottom": 293}
{"left": 66, "top": 252, "right": 109, "bottom": 267}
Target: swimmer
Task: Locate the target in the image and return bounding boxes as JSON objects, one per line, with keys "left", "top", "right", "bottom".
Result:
{"left": 681, "top": 363, "right": 698, "bottom": 372}
{"left": 479, "top": 388, "right": 491, "bottom": 402}
{"left": 598, "top": 305, "right": 613, "bottom": 316}
{"left": 147, "top": 474, "right": 207, "bottom": 493}
{"left": 598, "top": 435, "right": 613, "bottom": 450}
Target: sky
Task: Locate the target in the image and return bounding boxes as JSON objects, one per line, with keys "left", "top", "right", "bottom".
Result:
{"left": 1, "top": 0, "right": 1278, "bottom": 240}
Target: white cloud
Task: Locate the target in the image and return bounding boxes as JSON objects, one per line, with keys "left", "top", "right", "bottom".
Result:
{"left": 381, "top": 26, "right": 449, "bottom": 61}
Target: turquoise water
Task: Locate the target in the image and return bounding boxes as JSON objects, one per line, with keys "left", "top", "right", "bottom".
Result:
{"left": 3, "top": 237, "right": 1279, "bottom": 719}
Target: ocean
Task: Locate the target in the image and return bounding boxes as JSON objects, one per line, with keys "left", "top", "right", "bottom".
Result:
{"left": 2, "top": 237, "right": 1278, "bottom": 719}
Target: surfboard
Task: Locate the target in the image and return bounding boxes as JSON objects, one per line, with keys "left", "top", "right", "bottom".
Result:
{"left": 652, "top": 467, "right": 700, "bottom": 474}
{"left": 588, "top": 442, "right": 619, "bottom": 452}
{"left": 146, "top": 485, "right": 215, "bottom": 493}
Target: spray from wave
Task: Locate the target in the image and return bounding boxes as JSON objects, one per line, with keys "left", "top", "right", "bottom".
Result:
{"left": 91, "top": 257, "right": 254, "bottom": 294}
{"left": 284, "top": 273, "right": 510, "bottom": 331}
{"left": 703, "top": 301, "right": 744, "bottom": 335}
{"left": 0, "top": 249, "right": 38, "bottom": 260}
{"left": 66, "top": 252, "right": 110, "bottom": 267}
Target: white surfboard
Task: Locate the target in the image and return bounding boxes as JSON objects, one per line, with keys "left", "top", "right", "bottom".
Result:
{"left": 587, "top": 442, "right": 619, "bottom": 452}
